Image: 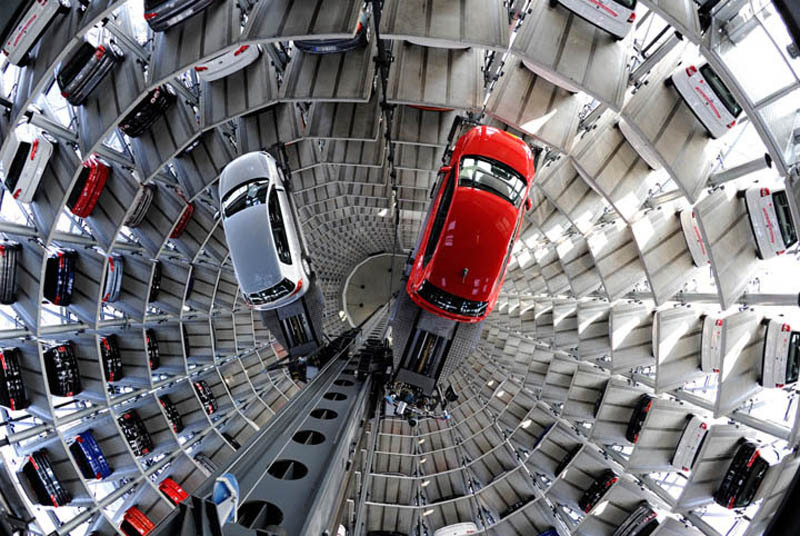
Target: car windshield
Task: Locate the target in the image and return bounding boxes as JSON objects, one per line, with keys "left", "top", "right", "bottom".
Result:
{"left": 772, "top": 191, "right": 798, "bottom": 248}
{"left": 221, "top": 179, "right": 269, "bottom": 218}
{"left": 57, "top": 42, "right": 96, "bottom": 90}
{"left": 0, "top": 1, "right": 28, "bottom": 44}
{"left": 699, "top": 64, "right": 743, "bottom": 117}
{"left": 787, "top": 332, "right": 800, "bottom": 384}
{"left": 610, "top": 0, "right": 636, "bottom": 9}
{"left": 458, "top": 156, "right": 527, "bottom": 207}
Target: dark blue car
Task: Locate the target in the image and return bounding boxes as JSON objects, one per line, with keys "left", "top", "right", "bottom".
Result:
{"left": 70, "top": 430, "right": 112, "bottom": 480}
{"left": 294, "top": 12, "right": 370, "bottom": 55}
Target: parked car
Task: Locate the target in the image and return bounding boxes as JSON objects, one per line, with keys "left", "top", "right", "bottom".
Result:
{"left": 500, "top": 498, "right": 532, "bottom": 518}
{"left": 555, "top": 445, "right": 581, "bottom": 477}
{"left": 149, "top": 260, "right": 162, "bottom": 302}
{"left": 158, "top": 477, "right": 189, "bottom": 504}
{"left": 125, "top": 184, "right": 156, "bottom": 228}
{"left": 548, "top": 0, "right": 637, "bottom": 40}
{"left": 714, "top": 439, "right": 769, "bottom": 509}
{"left": 143, "top": 0, "right": 218, "bottom": 33}
{"left": 103, "top": 254, "right": 123, "bottom": 303}
{"left": 761, "top": 318, "right": 800, "bottom": 388}
{"left": 146, "top": 329, "right": 160, "bottom": 370}
{"left": 119, "top": 85, "right": 176, "bottom": 138}
{"left": 612, "top": 502, "right": 658, "bottom": 536}
{"left": 100, "top": 334, "right": 122, "bottom": 383}
{"left": 120, "top": 506, "right": 155, "bottom": 536}
{"left": 222, "top": 432, "right": 240, "bottom": 450}
{"left": 701, "top": 314, "right": 724, "bottom": 373}
{"left": 43, "top": 249, "right": 77, "bottom": 306}
{"left": 194, "top": 453, "right": 217, "bottom": 476}
{"left": 626, "top": 394, "right": 653, "bottom": 443}
{"left": 194, "top": 380, "right": 217, "bottom": 415}
{"left": 68, "top": 156, "right": 109, "bottom": 218}
{"left": 742, "top": 186, "right": 798, "bottom": 260}
{"left": 672, "top": 415, "right": 708, "bottom": 473}
{"left": 1, "top": 0, "right": 71, "bottom": 66}
{"left": 170, "top": 201, "right": 194, "bottom": 238}
{"left": 219, "top": 151, "right": 311, "bottom": 310}
{"left": 194, "top": 44, "right": 260, "bottom": 82}
{"left": 294, "top": 11, "right": 370, "bottom": 54}
{"left": 432, "top": 522, "right": 479, "bottom": 536}
{"left": 44, "top": 343, "right": 81, "bottom": 397}
{"left": 0, "top": 124, "right": 55, "bottom": 203}
{"left": 0, "top": 347, "right": 28, "bottom": 410}
{"left": 667, "top": 63, "right": 742, "bottom": 139}
{"left": 0, "top": 241, "right": 21, "bottom": 304}
{"left": 56, "top": 39, "right": 124, "bottom": 106}
{"left": 579, "top": 469, "right": 618, "bottom": 513}
{"left": 618, "top": 118, "right": 661, "bottom": 170}
{"left": 159, "top": 395, "right": 183, "bottom": 433}
{"left": 20, "top": 449, "right": 71, "bottom": 506}
{"left": 69, "top": 430, "right": 112, "bottom": 480}
{"left": 406, "top": 126, "right": 534, "bottom": 323}
{"left": 678, "top": 208, "right": 710, "bottom": 267}
{"left": 537, "top": 531, "right": 559, "bottom": 536}
{"left": 118, "top": 410, "right": 154, "bottom": 457}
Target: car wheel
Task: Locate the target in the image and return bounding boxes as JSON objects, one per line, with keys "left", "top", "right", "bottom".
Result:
{"left": 41, "top": 131, "right": 58, "bottom": 145}
{"left": 549, "top": 0, "right": 559, "bottom": 8}
{"left": 58, "top": 0, "right": 71, "bottom": 15}
{"left": 301, "top": 256, "right": 313, "bottom": 277}
{"left": 664, "top": 77, "right": 674, "bottom": 88}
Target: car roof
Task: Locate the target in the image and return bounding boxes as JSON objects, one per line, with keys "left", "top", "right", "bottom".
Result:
{"left": 219, "top": 151, "right": 281, "bottom": 199}
{"left": 452, "top": 125, "right": 535, "bottom": 181}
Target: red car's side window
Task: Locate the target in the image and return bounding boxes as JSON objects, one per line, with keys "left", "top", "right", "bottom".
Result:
{"left": 423, "top": 169, "right": 456, "bottom": 267}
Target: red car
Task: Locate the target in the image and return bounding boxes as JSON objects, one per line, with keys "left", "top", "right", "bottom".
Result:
{"left": 158, "top": 477, "right": 189, "bottom": 504}
{"left": 68, "top": 156, "right": 110, "bottom": 218}
{"left": 406, "top": 126, "right": 534, "bottom": 323}
{"left": 170, "top": 201, "right": 194, "bottom": 239}
{"left": 120, "top": 506, "right": 155, "bottom": 536}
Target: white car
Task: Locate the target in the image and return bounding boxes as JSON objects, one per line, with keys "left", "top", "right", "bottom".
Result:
{"left": 0, "top": 123, "right": 54, "bottom": 203}
{"left": 522, "top": 58, "right": 581, "bottom": 93}
{"left": 679, "top": 208, "right": 710, "bottom": 267}
{"left": 618, "top": 118, "right": 661, "bottom": 170}
{"left": 194, "top": 44, "right": 261, "bottom": 82}
{"left": 700, "top": 315, "right": 724, "bottom": 374}
{"left": 668, "top": 63, "right": 742, "bottom": 139}
{"left": 761, "top": 319, "right": 800, "bottom": 389}
{"left": 549, "top": 0, "right": 637, "bottom": 40}
{"left": 743, "top": 186, "right": 798, "bottom": 259}
{"left": 433, "top": 522, "right": 479, "bottom": 536}
{"left": 672, "top": 415, "right": 708, "bottom": 473}
{"left": 219, "top": 151, "right": 311, "bottom": 310}
{"left": 1, "top": 0, "right": 70, "bottom": 66}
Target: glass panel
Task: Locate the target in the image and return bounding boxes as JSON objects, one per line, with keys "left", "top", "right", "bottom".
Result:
{"left": 222, "top": 179, "right": 269, "bottom": 218}
{"left": 772, "top": 191, "right": 798, "bottom": 247}
{"left": 268, "top": 188, "right": 291, "bottom": 264}
{"left": 0, "top": 1, "right": 28, "bottom": 44}
{"left": 422, "top": 170, "right": 456, "bottom": 267}
{"left": 4, "top": 140, "right": 30, "bottom": 192}
{"left": 787, "top": 332, "right": 800, "bottom": 383}
{"left": 610, "top": 0, "right": 636, "bottom": 9}
{"left": 458, "top": 156, "right": 527, "bottom": 207}
{"left": 699, "top": 64, "right": 743, "bottom": 116}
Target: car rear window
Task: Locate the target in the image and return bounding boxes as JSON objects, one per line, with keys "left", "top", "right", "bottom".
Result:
{"left": 611, "top": 0, "right": 637, "bottom": 9}
{"left": 57, "top": 42, "right": 96, "bottom": 90}
{"left": 222, "top": 179, "right": 269, "bottom": 218}
{"left": 699, "top": 64, "right": 743, "bottom": 117}
{"left": 772, "top": 190, "right": 798, "bottom": 248}
{"left": 788, "top": 332, "right": 800, "bottom": 384}
{"left": 0, "top": 1, "right": 29, "bottom": 45}
{"left": 458, "top": 156, "right": 527, "bottom": 207}
{"left": 4, "top": 140, "right": 30, "bottom": 192}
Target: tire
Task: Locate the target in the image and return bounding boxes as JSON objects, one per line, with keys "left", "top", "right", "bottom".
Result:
{"left": 301, "top": 256, "right": 313, "bottom": 278}
{"left": 549, "top": 0, "right": 559, "bottom": 7}
{"left": 58, "top": 0, "right": 71, "bottom": 15}
{"left": 664, "top": 77, "right": 674, "bottom": 88}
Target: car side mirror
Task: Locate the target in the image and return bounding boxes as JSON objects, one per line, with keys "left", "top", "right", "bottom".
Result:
{"left": 525, "top": 198, "right": 532, "bottom": 211}
{"left": 438, "top": 165, "right": 452, "bottom": 175}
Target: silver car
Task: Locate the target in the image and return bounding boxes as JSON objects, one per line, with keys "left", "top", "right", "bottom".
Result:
{"left": 219, "top": 151, "right": 311, "bottom": 310}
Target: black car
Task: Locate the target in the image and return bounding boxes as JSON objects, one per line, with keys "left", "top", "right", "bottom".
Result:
{"left": 56, "top": 40, "right": 124, "bottom": 106}
{"left": 119, "top": 85, "right": 176, "bottom": 138}
{"left": 626, "top": 394, "right": 653, "bottom": 444}
{"left": 20, "top": 450, "right": 71, "bottom": 506}
{"left": 500, "top": 497, "right": 533, "bottom": 518}
{"left": 118, "top": 410, "right": 154, "bottom": 457}
{"left": 149, "top": 260, "right": 162, "bottom": 302}
{"left": 222, "top": 432, "right": 240, "bottom": 450}
{"left": 100, "top": 334, "right": 123, "bottom": 383}
{"left": 612, "top": 502, "right": 659, "bottom": 536}
{"left": 0, "top": 241, "right": 21, "bottom": 304}
{"left": 194, "top": 380, "right": 217, "bottom": 415}
{"left": 143, "top": 0, "right": 219, "bottom": 32}
{"left": 579, "top": 469, "right": 618, "bottom": 513}
{"left": 294, "top": 11, "right": 369, "bottom": 54}
{"left": 555, "top": 445, "right": 581, "bottom": 477}
{"left": 44, "top": 343, "right": 82, "bottom": 397}
{"left": 146, "top": 329, "right": 160, "bottom": 370}
{"left": 0, "top": 347, "right": 28, "bottom": 411}
{"left": 159, "top": 395, "right": 183, "bottom": 433}
{"left": 714, "top": 440, "right": 769, "bottom": 509}
{"left": 43, "top": 249, "right": 77, "bottom": 306}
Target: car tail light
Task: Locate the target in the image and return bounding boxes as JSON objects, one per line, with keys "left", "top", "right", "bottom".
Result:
{"left": 194, "top": 66, "right": 208, "bottom": 72}
{"left": 356, "top": 22, "right": 364, "bottom": 32}
{"left": 94, "top": 46, "right": 105, "bottom": 60}
{"left": 760, "top": 187, "right": 771, "bottom": 197}
{"left": 645, "top": 400, "right": 653, "bottom": 412}
{"left": 700, "top": 422, "right": 708, "bottom": 430}
{"left": 233, "top": 45, "right": 250, "bottom": 56}
{"left": 290, "top": 279, "right": 303, "bottom": 296}
{"left": 782, "top": 323, "right": 791, "bottom": 332}
{"left": 727, "top": 120, "right": 736, "bottom": 129}
{"left": 715, "top": 319, "right": 724, "bottom": 326}
{"left": 727, "top": 497, "right": 736, "bottom": 509}
{"left": 627, "top": 12, "right": 636, "bottom": 23}
{"left": 747, "top": 450, "right": 760, "bottom": 468}
{"left": 30, "top": 139, "right": 38, "bottom": 160}
{"left": 686, "top": 65, "right": 698, "bottom": 76}
{"left": 144, "top": 12, "right": 158, "bottom": 20}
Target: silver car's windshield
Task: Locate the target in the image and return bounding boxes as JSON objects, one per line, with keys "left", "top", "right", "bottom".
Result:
{"left": 222, "top": 179, "right": 269, "bottom": 218}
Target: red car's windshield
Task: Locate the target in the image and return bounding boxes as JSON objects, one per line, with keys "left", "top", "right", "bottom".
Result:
{"left": 458, "top": 155, "right": 527, "bottom": 207}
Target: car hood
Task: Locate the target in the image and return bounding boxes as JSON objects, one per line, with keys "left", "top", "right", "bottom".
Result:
{"left": 423, "top": 188, "right": 517, "bottom": 302}
{"left": 224, "top": 206, "right": 283, "bottom": 295}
